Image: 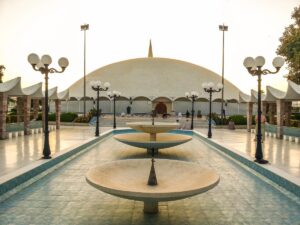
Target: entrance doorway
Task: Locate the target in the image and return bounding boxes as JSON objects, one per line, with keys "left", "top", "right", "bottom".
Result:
{"left": 155, "top": 102, "right": 167, "bottom": 114}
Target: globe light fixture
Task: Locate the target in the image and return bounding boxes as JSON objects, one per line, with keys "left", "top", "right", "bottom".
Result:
{"left": 27, "top": 53, "right": 69, "bottom": 159}
{"left": 243, "top": 55, "right": 284, "bottom": 164}
{"left": 185, "top": 91, "right": 199, "bottom": 130}
{"left": 90, "top": 80, "right": 110, "bottom": 136}
{"left": 202, "top": 82, "right": 223, "bottom": 138}
{"left": 108, "top": 90, "right": 121, "bottom": 129}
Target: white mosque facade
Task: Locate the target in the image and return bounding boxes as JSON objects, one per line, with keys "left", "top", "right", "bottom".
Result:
{"left": 57, "top": 56, "right": 245, "bottom": 116}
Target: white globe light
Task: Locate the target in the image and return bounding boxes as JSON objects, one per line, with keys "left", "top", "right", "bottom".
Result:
{"left": 255, "top": 56, "right": 265, "bottom": 67}
{"left": 207, "top": 82, "right": 214, "bottom": 89}
{"left": 243, "top": 57, "right": 255, "bottom": 68}
{"left": 36, "top": 62, "right": 45, "bottom": 69}
{"left": 104, "top": 82, "right": 110, "bottom": 88}
{"left": 95, "top": 81, "right": 102, "bottom": 87}
{"left": 90, "top": 81, "right": 98, "bottom": 87}
{"left": 58, "top": 57, "right": 69, "bottom": 68}
{"left": 272, "top": 56, "right": 284, "bottom": 68}
{"left": 202, "top": 83, "right": 208, "bottom": 89}
{"left": 28, "top": 53, "right": 40, "bottom": 65}
{"left": 41, "top": 55, "right": 52, "bottom": 65}
{"left": 185, "top": 92, "right": 189, "bottom": 97}
{"left": 217, "top": 83, "right": 223, "bottom": 90}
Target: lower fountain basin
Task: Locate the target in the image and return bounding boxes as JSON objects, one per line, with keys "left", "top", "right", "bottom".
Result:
{"left": 113, "top": 133, "right": 192, "bottom": 149}
{"left": 86, "top": 159, "right": 220, "bottom": 202}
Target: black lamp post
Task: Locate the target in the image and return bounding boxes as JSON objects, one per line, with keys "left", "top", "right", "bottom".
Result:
{"left": 108, "top": 90, "right": 121, "bottom": 129}
{"left": 90, "top": 80, "right": 110, "bottom": 136}
{"left": 243, "top": 56, "right": 284, "bottom": 164}
{"left": 28, "top": 53, "right": 69, "bottom": 159}
{"left": 202, "top": 82, "right": 223, "bottom": 139}
{"left": 81, "top": 23, "right": 89, "bottom": 117}
{"left": 185, "top": 91, "right": 199, "bottom": 130}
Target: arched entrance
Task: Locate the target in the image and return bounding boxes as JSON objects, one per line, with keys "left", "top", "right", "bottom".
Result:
{"left": 155, "top": 102, "right": 167, "bottom": 114}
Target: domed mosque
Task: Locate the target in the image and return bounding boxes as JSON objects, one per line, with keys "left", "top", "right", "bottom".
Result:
{"left": 64, "top": 41, "right": 244, "bottom": 116}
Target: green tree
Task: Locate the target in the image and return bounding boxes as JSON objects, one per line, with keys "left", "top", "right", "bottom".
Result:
{"left": 0, "top": 65, "right": 5, "bottom": 83}
{"left": 277, "top": 6, "right": 300, "bottom": 84}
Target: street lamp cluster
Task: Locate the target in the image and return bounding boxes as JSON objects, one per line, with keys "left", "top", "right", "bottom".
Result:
{"left": 90, "top": 81, "right": 110, "bottom": 136}
{"left": 185, "top": 83, "right": 222, "bottom": 137}
{"left": 108, "top": 90, "right": 121, "bottom": 129}
{"left": 185, "top": 91, "right": 199, "bottom": 130}
{"left": 243, "top": 56, "right": 284, "bottom": 164}
{"left": 28, "top": 53, "right": 69, "bottom": 159}
{"left": 202, "top": 82, "right": 223, "bottom": 139}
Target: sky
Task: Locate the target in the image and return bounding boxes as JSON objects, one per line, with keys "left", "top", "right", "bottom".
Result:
{"left": 0, "top": 0, "right": 299, "bottom": 95}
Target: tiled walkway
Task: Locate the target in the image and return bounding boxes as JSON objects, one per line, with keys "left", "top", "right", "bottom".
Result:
{"left": 0, "top": 126, "right": 111, "bottom": 177}
{"left": 196, "top": 128, "right": 300, "bottom": 179}
{"left": 0, "top": 136, "right": 299, "bottom": 225}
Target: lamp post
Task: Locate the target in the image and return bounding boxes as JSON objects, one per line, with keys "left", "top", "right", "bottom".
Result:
{"left": 243, "top": 56, "right": 284, "bottom": 164}
{"left": 28, "top": 53, "right": 69, "bottom": 159}
{"left": 202, "top": 82, "right": 223, "bottom": 138}
{"left": 81, "top": 23, "right": 89, "bottom": 117}
{"left": 108, "top": 90, "right": 121, "bottom": 129}
{"left": 185, "top": 91, "right": 199, "bottom": 130}
{"left": 219, "top": 24, "right": 228, "bottom": 124}
{"left": 90, "top": 80, "right": 110, "bottom": 136}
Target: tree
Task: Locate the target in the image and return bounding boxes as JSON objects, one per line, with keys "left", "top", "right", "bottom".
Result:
{"left": 277, "top": 6, "right": 300, "bottom": 84}
{"left": 0, "top": 65, "right": 5, "bottom": 83}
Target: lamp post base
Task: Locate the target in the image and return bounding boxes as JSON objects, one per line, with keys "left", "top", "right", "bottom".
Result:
{"left": 254, "top": 159, "right": 269, "bottom": 164}
{"left": 42, "top": 156, "right": 52, "bottom": 159}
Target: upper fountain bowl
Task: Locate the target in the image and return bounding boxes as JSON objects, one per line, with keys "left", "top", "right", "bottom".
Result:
{"left": 127, "top": 122, "right": 180, "bottom": 133}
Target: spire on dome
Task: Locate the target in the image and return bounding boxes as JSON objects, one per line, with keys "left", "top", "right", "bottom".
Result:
{"left": 148, "top": 39, "right": 153, "bottom": 58}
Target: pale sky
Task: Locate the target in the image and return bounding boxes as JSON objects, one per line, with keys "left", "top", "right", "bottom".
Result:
{"left": 0, "top": 0, "right": 299, "bottom": 94}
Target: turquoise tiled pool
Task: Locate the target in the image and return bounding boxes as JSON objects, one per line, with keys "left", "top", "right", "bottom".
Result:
{"left": 0, "top": 133, "right": 299, "bottom": 225}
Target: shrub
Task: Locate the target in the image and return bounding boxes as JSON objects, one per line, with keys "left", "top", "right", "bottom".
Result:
{"left": 210, "top": 113, "right": 222, "bottom": 125}
{"left": 48, "top": 113, "right": 56, "bottom": 121}
{"left": 60, "top": 112, "right": 78, "bottom": 122}
{"left": 37, "top": 113, "right": 42, "bottom": 121}
{"left": 228, "top": 115, "right": 247, "bottom": 125}
{"left": 73, "top": 116, "right": 90, "bottom": 123}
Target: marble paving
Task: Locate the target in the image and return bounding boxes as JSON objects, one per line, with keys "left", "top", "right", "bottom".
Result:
{"left": 196, "top": 128, "right": 300, "bottom": 178}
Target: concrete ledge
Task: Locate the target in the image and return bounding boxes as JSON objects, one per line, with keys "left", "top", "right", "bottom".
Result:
{"left": 193, "top": 130, "right": 300, "bottom": 198}
{"left": 0, "top": 129, "right": 113, "bottom": 198}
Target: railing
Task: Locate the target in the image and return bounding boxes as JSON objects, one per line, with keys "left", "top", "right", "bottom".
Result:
{"left": 265, "top": 123, "right": 300, "bottom": 138}
{"left": 6, "top": 121, "right": 42, "bottom": 132}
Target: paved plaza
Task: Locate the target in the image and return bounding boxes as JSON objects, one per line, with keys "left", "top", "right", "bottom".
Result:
{"left": 0, "top": 126, "right": 111, "bottom": 177}
{"left": 0, "top": 126, "right": 299, "bottom": 225}
{"left": 0, "top": 133, "right": 299, "bottom": 225}
{"left": 196, "top": 128, "right": 300, "bottom": 179}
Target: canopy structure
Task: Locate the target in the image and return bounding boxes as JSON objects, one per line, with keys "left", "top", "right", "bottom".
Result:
{"left": 239, "top": 81, "right": 300, "bottom": 103}
{"left": 238, "top": 81, "right": 300, "bottom": 139}
{"left": 0, "top": 77, "right": 68, "bottom": 139}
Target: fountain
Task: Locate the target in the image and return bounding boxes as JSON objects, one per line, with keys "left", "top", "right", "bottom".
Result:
{"left": 114, "top": 111, "right": 191, "bottom": 154}
{"left": 86, "top": 111, "right": 220, "bottom": 214}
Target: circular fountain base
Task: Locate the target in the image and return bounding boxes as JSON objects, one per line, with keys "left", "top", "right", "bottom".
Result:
{"left": 114, "top": 133, "right": 192, "bottom": 151}
{"left": 86, "top": 159, "right": 220, "bottom": 214}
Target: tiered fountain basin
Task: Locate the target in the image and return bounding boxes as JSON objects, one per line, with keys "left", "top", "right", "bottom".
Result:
{"left": 86, "top": 159, "right": 220, "bottom": 213}
{"left": 126, "top": 122, "right": 180, "bottom": 135}
{"left": 113, "top": 133, "right": 192, "bottom": 149}
{"left": 114, "top": 122, "right": 191, "bottom": 153}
